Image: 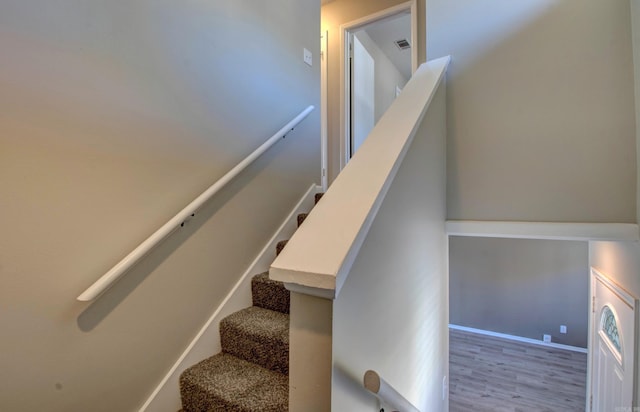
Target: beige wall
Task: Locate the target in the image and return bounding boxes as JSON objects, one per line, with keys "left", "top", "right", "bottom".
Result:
{"left": 633, "top": 0, "right": 640, "bottom": 223}
{"left": 450, "top": 237, "right": 589, "bottom": 347}
{"left": 0, "top": 1, "right": 320, "bottom": 411}
{"left": 321, "top": 0, "right": 426, "bottom": 183}
{"left": 332, "top": 83, "right": 447, "bottom": 410}
{"left": 428, "top": 0, "right": 637, "bottom": 222}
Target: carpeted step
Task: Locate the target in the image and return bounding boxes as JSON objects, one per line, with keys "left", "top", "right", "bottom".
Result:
{"left": 180, "top": 353, "right": 288, "bottom": 412}
{"left": 251, "top": 272, "right": 290, "bottom": 314}
{"left": 220, "top": 306, "right": 289, "bottom": 374}
{"left": 179, "top": 199, "right": 323, "bottom": 411}
{"left": 276, "top": 239, "right": 288, "bottom": 256}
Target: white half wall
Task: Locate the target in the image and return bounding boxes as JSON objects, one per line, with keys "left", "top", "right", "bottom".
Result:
{"left": 332, "top": 81, "right": 448, "bottom": 411}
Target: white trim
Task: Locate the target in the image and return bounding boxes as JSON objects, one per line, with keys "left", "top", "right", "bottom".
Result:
{"left": 449, "top": 324, "right": 588, "bottom": 354}
{"left": 339, "top": 1, "right": 416, "bottom": 33}
{"left": 446, "top": 220, "right": 639, "bottom": 242}
{"left": 284, "top": 282, "right": 335, "bottom": 300}
{"left": 339, "top": 0, "right": 417, "bottom": 173}
{"left": 339, "top": 26, "right": 348, "bottom": 172}
{"left": 138, "top": 184, "right": 321, "bottom": 412}
{"left": 587, "top": 272, "right": 594, "bottom": 412}
{"left": 321, "top": 30, "right": 329, "bottom": 191}
{"left": 592, "top": 268, "right": 637, "bottom": 308}
{"left": 409, "top": 0, "right": 418, "bottom": 74}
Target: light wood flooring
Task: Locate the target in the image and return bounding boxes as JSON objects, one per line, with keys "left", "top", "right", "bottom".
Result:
{"left": 449, "top": 328, "right": 587, "bottom": 412}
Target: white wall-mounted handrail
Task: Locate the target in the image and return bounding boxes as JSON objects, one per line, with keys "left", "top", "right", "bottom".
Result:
{"left": 364, "top": 370, "right": 419, "bottom": 412}
{"left": 77, "top": 105, "right": 315, "bottom": 302}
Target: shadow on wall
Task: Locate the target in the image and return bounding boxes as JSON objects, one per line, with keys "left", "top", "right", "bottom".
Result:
{"left": 77, "top": 148, "right": 277, "bottom": 331}
{"left": 431, "top": 0, "right": 636, "bottom": 222}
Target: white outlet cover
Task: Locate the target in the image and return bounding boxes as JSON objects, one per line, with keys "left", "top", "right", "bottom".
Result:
{"left": 442, "top": 375, "right": 448, "bottom": 400}
{"left": 543, "top": 334, "right": 551, "bottom": 343}
{"left": 303, "top": 48, "right": 312, "bottom": 66}
{"left": 560, "top": 325, "right": 567, "bottom": 334}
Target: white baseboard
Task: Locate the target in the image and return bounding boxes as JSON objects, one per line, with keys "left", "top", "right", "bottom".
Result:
{"left": 445, "top": 220, "right": 639, "bottom": 242}
{"left": 449, "top": 324, "right": 588, "bottom": 354}
{"left": 139, "top": 184, "right": 322, "bottom": 412}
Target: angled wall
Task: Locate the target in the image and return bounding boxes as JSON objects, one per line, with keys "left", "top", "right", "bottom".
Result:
{"left": 0, "top": 1, "right": 319, "bottom": 410}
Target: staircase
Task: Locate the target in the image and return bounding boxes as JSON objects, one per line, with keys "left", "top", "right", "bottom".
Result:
{"left": 178, "top": 193, "right": 323, "bottom": 412}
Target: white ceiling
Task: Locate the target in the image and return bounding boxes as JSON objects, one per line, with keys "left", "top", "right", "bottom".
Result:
{"left": 359, "top": 13, "right": 412, "bottom": 79}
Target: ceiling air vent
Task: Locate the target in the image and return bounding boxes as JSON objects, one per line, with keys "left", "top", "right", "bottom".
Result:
{"left": 394, "top": 39, "right": 411, "bottom": 50}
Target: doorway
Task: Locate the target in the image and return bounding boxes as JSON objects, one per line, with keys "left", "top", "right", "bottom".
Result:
{"left": 339, "top": 1, "right": 417, "bottom": 170}
{"left": 448, "top": 234, "right": 639, "bottom": 411}
{"left": 448, "top": 236, "right": 590, "bottom": 410}
{"left": 350, "top": 33, "right": 375, "bottom": 157}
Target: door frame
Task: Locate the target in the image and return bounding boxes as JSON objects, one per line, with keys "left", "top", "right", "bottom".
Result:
{"left": 588, "top": 267, "right": 639, "bottom": 411}
{"left": 350, "top": 33, "right": 375, "bottom": 158}
{"left": 321, "top": 30, "right": 328, "bottom": 191}
{"left": 338, "top": 0, "right": 417, "bottom": 171}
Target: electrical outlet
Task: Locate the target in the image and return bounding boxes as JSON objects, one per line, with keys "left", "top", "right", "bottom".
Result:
{"left": 560, "top": 325, "right": 567, "bottom": 334}
{"left": 303, "top": 48, "right": 312, "bottom": 66}
{"left": 543, "top": 334, "right": 551, "bottom": 343}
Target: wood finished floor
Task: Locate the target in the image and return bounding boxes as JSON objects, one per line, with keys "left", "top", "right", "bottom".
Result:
{"left": 449, "top": 329, "right": 587, "bottom": 412}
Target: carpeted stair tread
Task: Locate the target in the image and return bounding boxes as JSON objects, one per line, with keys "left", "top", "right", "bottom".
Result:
{"left": 180, "top": 199, "right": 324, "bottom": 410}
{"left": 276, "top": 239, "right": 288, "bottom": 256}
{"left": 180, "top": 353, "right": 288, "bottom": 412}
{"left": 251, "top": 272, "right": 289, "bottom": 314}
{"left": 220, "top": 306, "right": 289, "bottom": 374}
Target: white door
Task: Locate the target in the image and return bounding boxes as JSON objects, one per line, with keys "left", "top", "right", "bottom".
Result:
{"left": 590, "top": 268, "right": 637, "bottom": 411}
{"left": 350, "top": 33, "right": 374, "bottom": 157}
